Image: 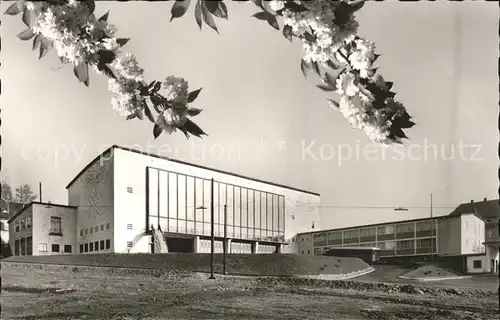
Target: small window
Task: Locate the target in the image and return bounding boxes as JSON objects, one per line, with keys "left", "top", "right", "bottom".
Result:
{"left": 90, "top": 242, "right": 94, "bottom": 252}
{"left": 94, "top": 241, "right": 99, "bottom": 251}
{"left": 38, "top": 243, "right": 48, "bottom": 252}
{"left": 307, "top": 250, "right": 311, "bottom": 255}
{"left": 64, "top": 245, "right": 72, "bottom": 253}
{"left": 105, "top": 239, "right": 111, "bottom": 249}
{"left": 127, "top": 186, "right": 133, "bottom": 193}
{"left": 79, "top": 244, "right": 84, "bottom": 253}
{"left": 50, "top": 216, "right": 62, "bottom": 234}
{"left": 89, "top": 227, "right": 93, "bottom": 234}
{"left": 100, "top": 240, "right": 105, "bottom": 250}
{"left": 127, "top": 224, "right": 133, "bottom": 230}
{"left": 51, "top": 244, "right": 60, "bottom": 253}
{"left": 100, "top": 224, "right": 104, "bottom": 231}
{"left": 127, "top": 241, "right": 133, "bottom": 248}
{"left": 15, "top": 221, "right": 19, "bottom": 232}
{"left": 301, "top": 250, "right": 304, "bottom": 254}
{"left": 95, "top": 226, "right": 99, "bottom": 233}
{"left": 85, "top": 228, "right": 88, "bottom": 234}
{"left": 26, "top": 217, "right": 32, "bottom": 228}
{"left": 473, "top": 260, "right": 482, "bottom": 269}
{"left": 84, "top": 243, "right": 89, "bottom": 252}
{"left": 106, "top": 223, "right": 110, "bottom": 230}
{"left": 80, "top": 229, "right": 84, "bottom": 236}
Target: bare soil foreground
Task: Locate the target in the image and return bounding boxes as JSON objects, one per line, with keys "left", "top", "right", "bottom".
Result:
{"left": 2, "top": 263, "right": 498, "bottom": 320}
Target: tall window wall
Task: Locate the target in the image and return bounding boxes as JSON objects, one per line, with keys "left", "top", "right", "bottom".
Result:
{"left": 147, "top": 168, "right": 285, "bottom": 242}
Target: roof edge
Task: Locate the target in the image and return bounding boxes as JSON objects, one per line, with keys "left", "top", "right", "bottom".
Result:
{"left": 7, "top": 201, "right": 77, "bottom": 223}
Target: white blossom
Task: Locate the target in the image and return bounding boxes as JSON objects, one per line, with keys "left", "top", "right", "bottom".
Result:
{"left": 269, "top": 0, "right": 285, "bottom": 11}
{"left": 162, "top": 76, "right": 189, "bottom": 105}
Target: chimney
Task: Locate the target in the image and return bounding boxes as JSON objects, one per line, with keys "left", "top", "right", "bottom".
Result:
{"left": 470, "top": 200, "right": 474, "bottom": 203}
{"left": 484, "top": 198, "right": 487, "bottom": 202}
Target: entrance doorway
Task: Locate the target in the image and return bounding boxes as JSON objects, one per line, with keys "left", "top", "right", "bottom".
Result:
{"left": 166, "top": 237, "right": 194, "bottom": 253}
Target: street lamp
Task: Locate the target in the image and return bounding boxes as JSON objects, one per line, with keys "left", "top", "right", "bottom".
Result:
{"left": 195, "top": 177, "right": 215, "bottom": 280}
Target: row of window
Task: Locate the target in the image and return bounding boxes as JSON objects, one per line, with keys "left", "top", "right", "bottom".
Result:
{"left": 13, "top": 238, "right": 72, "bottom": 255}
{"left": 148, "top": 168, "right": 286, "bottom": 235}
{"left": 79, "top": 239, "right": 111, "bottom": 253}
{"left": 80, "top": 223, "right": 111, "bottom": 236}
{"left": 14, "top": 217, "right": 32, "bottom": 232}
{"left": 311, "top": 221, "right": 438, "bottom": 246}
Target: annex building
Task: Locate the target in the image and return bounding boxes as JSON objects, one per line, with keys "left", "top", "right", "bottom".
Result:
{"left": 8, "top": 145, "right": 321, "bottom": 256}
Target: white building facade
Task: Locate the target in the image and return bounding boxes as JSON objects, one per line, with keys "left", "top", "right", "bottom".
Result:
{"left": 63, "top": 145, "right": 320, "bottom": 255}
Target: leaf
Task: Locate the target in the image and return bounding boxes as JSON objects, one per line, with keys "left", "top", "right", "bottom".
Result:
{"left": 349, "top": 0, "right": 366, "bottom": 13}
{"left": 73, "top": 63, "right": 89, "bottom": 86}
{"left": 99, "top": 65, "right": 116, "bottom": 79}
{"left": 126, "top": 114, "right": 137, "bottom": 120}
{"left": 17, "top": 29, "right": 35, "bottom": 41}
{"left": 170, "top": 0, "right": 192, "bottom": 22}
{"left": 98, "top": 50, "right": 116, "bottom": 65}
{"left": 216, "top": 2, "right": 228, "bottom": 19}
{"left": 324, "top": 72, "right": 336, "bottom": 86}
{"left": 282, "top": 25, "right": 293, "bottom": 42}
{"left": 311, "top": 61, "right": 321, "bottom": 76}
{"left": 4, "top": 0, "right": 24, "bottom": 15}
{"left": 252, "top": 10, "right": 281, "bottom": 30}
{"left": 187, "top": 107, "right": 203, "bottom": 116}
{"left": 303, "top": 31, "right": 316, "bottom": 43}
{"left": 182, "top": 118, "right": 206, "bottom": 138}
{"left": 143, "top": 103, "right": 156, "bottom": 123}
{"left": 316, "top": 84, "right": 335, "bottom": 92}
{"left": 135, "top": 109, "right": 144, "bottom": 120}
{"left": 327, "top": 99, "right": 340, "bottom": 110}
{"left": 283, "top": 1, "right": 309, "bottom": 13}
{"left": 300, "top": 59, "right": 310, "bottom": 78}
{"left": 204, "top": 0, "right": 219, "bottom": 15}
{"left": 116, "top": 38, "right": 130, "bottom": 47}
{"left": 32, "top": 34, "right": 41, "bottom": 50}
{"left": 39, "top": 37, "right": 52, "bottom": 59}
{"left": 98, "top": 10, "right": 109, "bottom": 22}
{"left": 194, "top": 0, "right": 202, "bottom": 29}
{"left": 385, "top": 81, "right": 394, "bottom": 90}
{"left": 372, "top": 53, "right": 381, "bottom": 63}
{"left": 153, "top": 121, "right": 164, "bottom": 139}
{"left": 86, "top": 0, "right": 95, "bottom": 14}
{"left": 22, "top": 6, "right": 36, "bottom": 28}
{"left": 201, "top": 1, "right": 218, "bottom": 33}
{"left": 325, "top": 60, "right": 339, "bottom": 70}
{"left": 187, "top": 88, "right": 202, "bottom": 103}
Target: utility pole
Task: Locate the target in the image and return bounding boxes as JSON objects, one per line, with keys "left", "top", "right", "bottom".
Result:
{"left": 430, "top": 193, "right": 434, "bottom": 261}
{"left": 209, "top": 178, "right": 215, "bottom": 279}
{"left": 223, "top": 204, "right": 228, "bottom": 275}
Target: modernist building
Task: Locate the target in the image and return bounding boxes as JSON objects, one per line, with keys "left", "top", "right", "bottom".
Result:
{"left": 8, "top": 145, "right": 321, "bottom": 256}
{"left": 294, "top": 212, "right": 493, "bottom": 274}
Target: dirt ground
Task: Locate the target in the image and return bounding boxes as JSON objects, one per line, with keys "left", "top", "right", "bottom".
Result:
{"left": 1, "top": 264, "right": 498, "bottom": 320}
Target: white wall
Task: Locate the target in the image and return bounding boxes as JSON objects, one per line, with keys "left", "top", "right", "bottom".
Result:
{"left": 461, "top": 214, "right": 485, "bottom": 255}
{"left": 32, "top": 204, "right": 77, "bottom": 255}
{"left": 295, "top": 233, "right": 314, "bottom": 255}
{"left": 466, "top": 255, "right": 488, "bottom": 274}
{"left": 112, "top": 147, "right": 320, "bottom": 254}
{"left": 68, "top": 155, "right": 114, "bottom": 254}
{"left": 1, "top": 219, "right": 9, "bottom": 244}
{"left": 437, "top": 216, "right": 462, "bottom": 256}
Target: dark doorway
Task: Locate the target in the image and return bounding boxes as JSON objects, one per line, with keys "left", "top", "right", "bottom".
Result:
{"left": 166, "top": 237, "right": 194, "bottom": 253}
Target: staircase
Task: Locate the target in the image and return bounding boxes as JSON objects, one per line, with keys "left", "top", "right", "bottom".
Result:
{"left": 151, "top": 225, "right": 169, "bottom": 253}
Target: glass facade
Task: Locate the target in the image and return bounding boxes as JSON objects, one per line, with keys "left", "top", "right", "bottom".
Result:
{"left": 308, "top": 219, "right": 439, "bottom": 258}
{"left": 147, "top": 167, "right": 285, "bottom": 242}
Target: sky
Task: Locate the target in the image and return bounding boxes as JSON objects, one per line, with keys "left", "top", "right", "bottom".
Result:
{"left": 1, "top": 1, "right": 498, "bottom": 229}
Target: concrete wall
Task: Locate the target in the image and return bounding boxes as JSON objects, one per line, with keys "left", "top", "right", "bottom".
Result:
{"left": 8, "top": 207, "right": 33, "bottom": 255}
{"left": 461, "top": 213, "right": 485, "bottom": 255}
{"left": 437, "top": 216, "right": 462, "bottom": 255}
{"left": 466, "top": 255, "right": 489, "bottom": 274}
{"left": 32, "top": 204, "right": 77, "bottom": 255}
{"left": 68, "top": 155, "right": 114, "bottom": 254}
{"left": 112, "top": 147, "right": 320, "bottom": 254}
{"left": 294, "top": 233, "right": 314, "bottom": 255}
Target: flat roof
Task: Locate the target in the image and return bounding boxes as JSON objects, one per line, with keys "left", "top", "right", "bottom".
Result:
{"left": 7, "top": 202, "right": 77, "bottom": 223}
{"left": 66, "top": 145, "right": 320, "bottom": 196}
{"left": 296, "top": 212, "right": 483, "bottom": 237}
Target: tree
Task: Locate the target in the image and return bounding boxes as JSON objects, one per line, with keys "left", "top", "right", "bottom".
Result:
{"left": 1, "top": 181, "right": 13, "bottom": 202}
{"left": 14, "top": 184, "right": 38, "bottom": 204}
{"left": 5, "top": 0, "right": 413, "bottom": 145}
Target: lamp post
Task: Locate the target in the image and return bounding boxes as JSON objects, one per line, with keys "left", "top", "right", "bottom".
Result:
{"left": 195, "top": 177, "right": 215, "bottom": 280}
{"left": 430, "top": 193, "right": 434, "bottom": 261}
{"left": 223, "top": 204, "right": 228, "bottom": 275}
